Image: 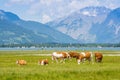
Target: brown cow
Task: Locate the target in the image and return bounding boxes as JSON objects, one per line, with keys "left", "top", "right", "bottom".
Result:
{"left": 68, "top": 51, "right": 79, "bottom": 59}
{"left": 16, "top": 60, "right": 27, "bottom": 65}
{"left": 38, "top": 59, "right": 49, "bottom": 65}
{"left": 76, "top": 52, "right": 93, "bottom": 64}
{"left": 52, "top": 52, "right": 70, "bottom": 63}
{"left": 94, "top": 52, "right": 103, "bottom": 62}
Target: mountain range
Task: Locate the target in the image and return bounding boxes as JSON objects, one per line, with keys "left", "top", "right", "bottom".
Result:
{"left": 0, "top": 10, "right": 77, "bottom": 44}
{"left": 90, "top": 7, "right": 120, "bottom": 43}
{"left": 0, "top": 6, "right": 120, "bottom": 44}
{"left": 47, "top": 6, "right": 120, "bottom": 43}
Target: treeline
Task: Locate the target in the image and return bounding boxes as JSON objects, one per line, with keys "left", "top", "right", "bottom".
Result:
{"left": 0, "top": 43, "right": 120, "bottom": 48}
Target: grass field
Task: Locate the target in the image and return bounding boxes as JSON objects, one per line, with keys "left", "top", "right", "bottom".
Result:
{"left": 0, "top": 50, "right": 120, "bottom": 80}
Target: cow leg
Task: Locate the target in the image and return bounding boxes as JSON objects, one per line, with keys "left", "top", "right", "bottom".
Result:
{"left": 96, "top": 58, "right": 99, "bottom": 62}
{"left": 95, "top": 57, "right": 97, "bottom": 62}
{"left": 88, "top": 57, "right": 94, "bottom": 64}
{"left": 82, "top": 58, "right": 86, "bottom": 63}
{"left": 99, "top": 58, "right": 102, "bottom": 62}
{"left": 55, "top": 58, "right": 59, "bottom": 63}
{"left": 69, "top": 57, "right": 72, "bottom": 61}
{"left": 52, "top": 56, "right": 55, "bottom": 63}
{"left": 63, "top": 58, "right": 66, "bottom": 63}
{"left": 77, "top": 59, "right": 81, "bottom": 64}
{"left": 52, "top": 56, "right": 54, "bottom": 61}
{"left": 88, "top": 58, "right": 91, "bottom": 64}
{"left": 60, "top": 58, "right": 65, "bottom": 63}
{"left": 60, "top": 59, "right": 63, "bottom": 63}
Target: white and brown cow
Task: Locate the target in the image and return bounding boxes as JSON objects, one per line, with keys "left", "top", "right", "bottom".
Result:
{"left": 94, "top": 52, "right": 103, "bottom": 63}
{"left": 38, "top": 59, "right": 49, "bottom": 65}
{"left": 16, "top": 60, "right": 27, "bottom": 65}
{"left": 76, "top": 51, "right": 93, "bottom": 64}
{"left": 52, "top": 52, "right": 70, "bottom": 63}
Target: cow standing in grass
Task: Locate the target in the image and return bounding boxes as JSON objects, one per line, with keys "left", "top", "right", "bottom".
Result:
{"left": 76, "top": 52, "right": 93, "bottom": 64}
{"left": 68, "top": 51, "right": 80, "bottom": 59}
{"left": 52, "top": 52, "right": 70, "bottom": 63}
{"left": 16, "top": 60, "right": 27, "bottom": 65}
{"left": 38, "top": 59, "right": 49, "bottom": 65}
{"left": 94, "top": 52, "right": 103, "bottom": 63}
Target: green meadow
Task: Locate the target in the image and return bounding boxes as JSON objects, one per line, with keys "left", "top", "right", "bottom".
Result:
{"left": 0, "top": 50, "right": 120, "bottom": 80}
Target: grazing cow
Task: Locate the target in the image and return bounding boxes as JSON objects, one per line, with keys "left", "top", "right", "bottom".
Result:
{"left": 52, "top": 52, "right": 70, "bottom": 63}
{"left": 16, "top": 60, "right": 27, "bottom": 65}
{"left": 38, "top": 59, "right": 49, "bottom": 65}
{"left": 68, "top": 51, "right": 80, "bottom": 59}
{"left": 76, "top": 52, "right": 93, "bottom": 64}
{"left": 94, "top": 52, "right": 103, "bottom": 62}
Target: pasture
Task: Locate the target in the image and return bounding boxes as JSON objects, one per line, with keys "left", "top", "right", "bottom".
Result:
{"left": 0, "top": 50, "right": 120, "bottom": 80}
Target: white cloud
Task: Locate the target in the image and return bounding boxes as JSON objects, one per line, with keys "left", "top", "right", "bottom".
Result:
{"left": 26, "top": 1, "right": 40, "bottom": 15}
{"left": 98, "top": 0, "right": 120, "bottom": 9}
{"left": 41, "top": 14, "right": 51, "bottom": 23}
{"left": 26, "top": 0, "right": 120, "bottom": 23}
{"left": 2, "top": 0, "right": 120, "bottom": 23}
{"left": 5, "top": 0, "right": 35, "bottom": 6}
{"left": 40, "top": 0, "right": 54, "bottom": 6}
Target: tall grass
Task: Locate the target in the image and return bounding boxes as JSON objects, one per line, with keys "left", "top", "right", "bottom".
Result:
{"left": 0, "top": 50, "right": 120, "bottom": 80}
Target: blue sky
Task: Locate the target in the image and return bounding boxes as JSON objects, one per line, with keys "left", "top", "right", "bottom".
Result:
{"left": 0, "top": 0, "right": 120, "bottom": 23}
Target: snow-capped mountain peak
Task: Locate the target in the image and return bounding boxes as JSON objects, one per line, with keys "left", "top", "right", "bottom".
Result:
{"left": 82, "top": 10, "right": 97, "bottom": 16}
{"left": 47, "top": 6, "right": 112, "bottom": 43}
{"left": 79, "top": 6, "right": 111, "bottom": 16}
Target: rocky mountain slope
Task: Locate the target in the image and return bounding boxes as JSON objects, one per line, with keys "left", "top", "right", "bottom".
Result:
{"left": 0, "top": 10, "right": 77, "bottom": 44}
{"left": 47, "top": 6, "right": 112, "bottom": 43}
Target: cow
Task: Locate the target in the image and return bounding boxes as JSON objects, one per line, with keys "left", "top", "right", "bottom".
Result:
{"left": 68, "top": 51, "right": 80, "bottom": 59}
{"left": 38, "top": 59, "right": 49, "bottom": 65}
{"left": 76, "top": 51, "right": 93, "bottom": 64}
{"left": 16, "top": 60, "right": 27, "bottom": 65}
{"left": 52, "top": 52, "right": 70, "bottom": 63}
{"left": 94, "top": 52, "right": 103, "bottom": 63}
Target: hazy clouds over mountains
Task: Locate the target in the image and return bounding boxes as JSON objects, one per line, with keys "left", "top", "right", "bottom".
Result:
{"left": 47, "top": 7, "right": 120, "bottom": 43}
{"left": 0, "top": 6, "right": 120, "bottom": 44}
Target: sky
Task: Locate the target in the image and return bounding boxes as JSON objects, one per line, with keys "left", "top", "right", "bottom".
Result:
{"left": 0, "top": 0, "right": 120, "bottom": 23}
